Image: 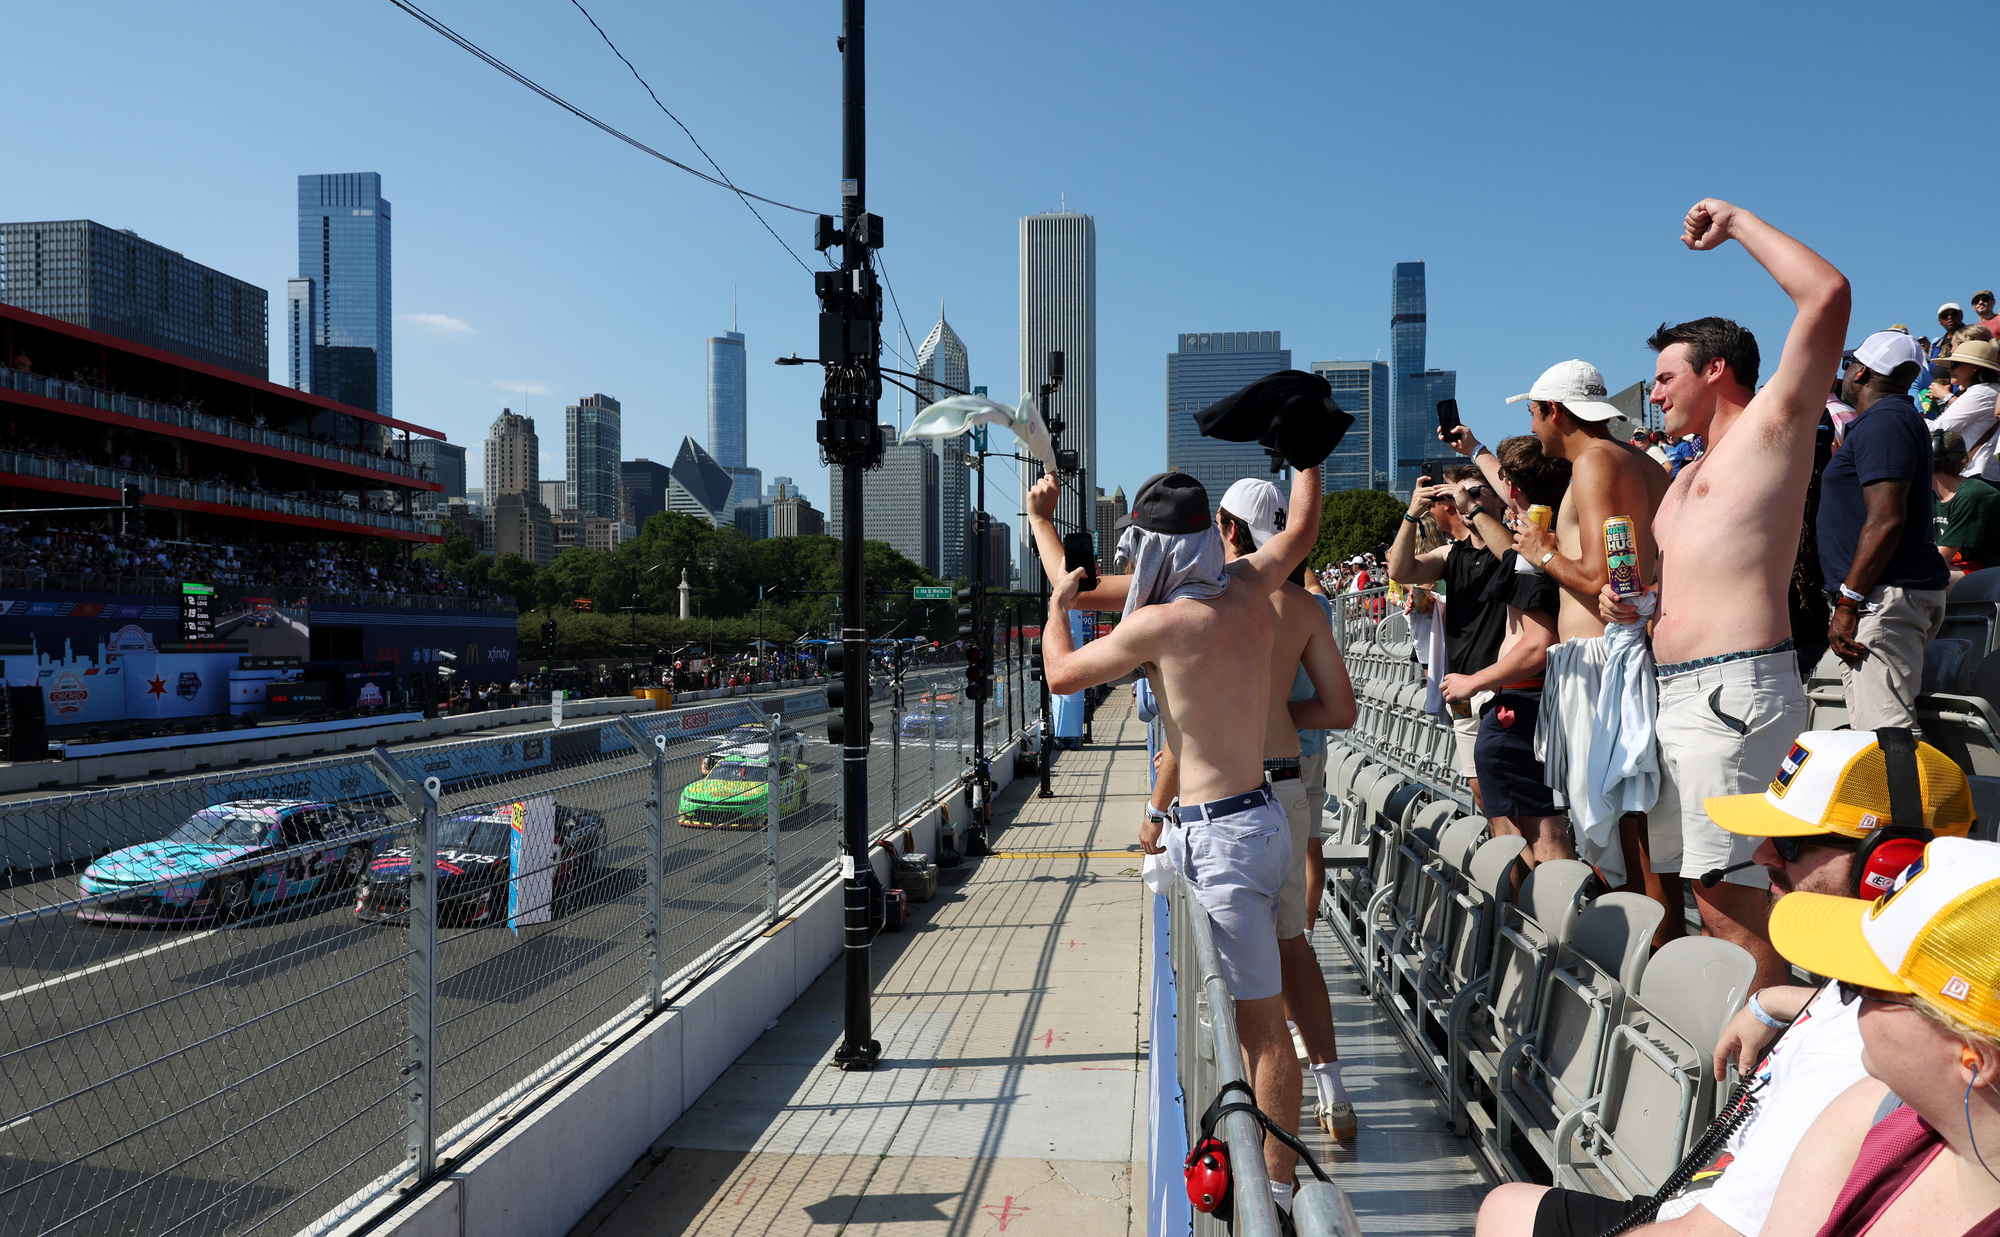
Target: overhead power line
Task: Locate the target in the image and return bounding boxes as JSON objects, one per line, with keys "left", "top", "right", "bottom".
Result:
{"left": 385, "top": 0, "right": 821, "bottom": 225}
{"left": 563, "top": 0, "right": 815, "bottom": 274}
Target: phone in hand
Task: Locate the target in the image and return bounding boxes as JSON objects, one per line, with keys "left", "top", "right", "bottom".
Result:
{"left": 1062, "top": 531, "right": 1099, "bottom": 591}
{"left": 1436, "top": 399, "right": 1461, "bottom": 437}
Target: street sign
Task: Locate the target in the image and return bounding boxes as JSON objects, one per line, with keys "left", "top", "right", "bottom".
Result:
{"left": 912, "top": 587, "right": 952, "bottom": 600}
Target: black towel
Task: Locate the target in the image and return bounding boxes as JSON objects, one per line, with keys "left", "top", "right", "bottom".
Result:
{"left": 1193, "top": 369, "right": 1353, "bottom": 469}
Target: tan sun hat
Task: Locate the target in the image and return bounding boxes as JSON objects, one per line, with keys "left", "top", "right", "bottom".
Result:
{"left": 1945, "top": 338, "right": 2000, "bottom": 377}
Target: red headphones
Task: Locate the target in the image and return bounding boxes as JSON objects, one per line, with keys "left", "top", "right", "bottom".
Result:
{"left": 1856, "top": 728, "right": 1933, "bottom": 897}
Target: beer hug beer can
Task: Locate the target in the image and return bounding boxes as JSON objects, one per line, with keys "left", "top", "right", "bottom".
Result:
{"left": 1604, "top": 516, "right": 1642, "bottom": 598}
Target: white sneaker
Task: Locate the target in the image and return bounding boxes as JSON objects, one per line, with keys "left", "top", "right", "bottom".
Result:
{"left": 1318, "top": 1100, "right": 1357, "bottom": 1143}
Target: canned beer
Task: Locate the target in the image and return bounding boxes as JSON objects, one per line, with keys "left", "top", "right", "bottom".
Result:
{"left": 1604, "top": 516, "right": 1642, "bottom": 598}
{"left": 1526, "top": 505, "right": 1553, "bottom": 530}
{"left": 1449, "top": 697, "right": 1472, "bottom": 719}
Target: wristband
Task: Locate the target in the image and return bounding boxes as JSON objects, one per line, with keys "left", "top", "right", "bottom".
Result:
{"left": 1144, "top": 804, "right": 1172, "bottom": 824}
{"left": 1746, "top": 991, "right": 1793, "bottom": 1031}
{"left": 1402, "top": 512, "right": 1422, "bottom": 524}
{"left": 1474, "top": 443, "right": 1495, "bottom": 459}
{"left": 1839, "top": 584, "right": 1867, "bottom": 604}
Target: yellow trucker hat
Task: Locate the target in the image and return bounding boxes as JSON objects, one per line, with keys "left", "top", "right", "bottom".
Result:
{"left": 1706, "top": 730, "right": 1972, "bottom": 840}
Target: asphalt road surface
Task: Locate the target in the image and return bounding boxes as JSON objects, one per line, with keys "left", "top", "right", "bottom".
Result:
{"left": 0, "top": 668, "right": 1010, "bottom": 1237}
{"left": 212, "top": 608, "right": 310, "bottom": 660}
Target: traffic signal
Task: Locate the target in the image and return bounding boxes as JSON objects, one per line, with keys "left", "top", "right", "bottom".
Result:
{"left": 121, "top": 483, "right": 145, "bottom": 508}
{"left": 1029, "top": 638, "right": 1044, "bottom": 682}
{"left": 956, "top": 584, "right": 980, "bottom": 641}
{"left": 824, "top": 642, "right": 873, "bottom": 744}
{"left": 541, "top": 620, "right": 558, "bottom": 654}
{"left": 963, "top": 645, "right": 988, "bottom": 701}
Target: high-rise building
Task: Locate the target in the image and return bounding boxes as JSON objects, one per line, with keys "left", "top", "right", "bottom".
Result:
{"left": 772, "top": 490, "right": 824, "bottom": 538}
{"left": 484, "top": 409, "right": 538, "bottom": 501}
{"left": 764, "top": 475, "right": 794, "bottom": 503}
{"left": 291, "top": 173, "right": 392, "bottom": 415}
{"left": 1414, "top": 368, "right": 1459, "bottom": 485}
{"left": 408, "top": 438, "right": 467, "bottom": 508}
{"left": 977, "top": 515, "right": 1012, "bottom": 588}
{"left": 565, "top": 392, "right": 622, "bottom": 520}
{"left": 1389, "top": 262, "right": 1463, "bottom": 497}
{"left": 621, "top": 458, "right": 671, "bottom": 530}
{"left": 1094, "top": 487, "right": 1117, "bottom": 574}
{"left": 1018, "top": 210, "right": 1096, "bottom": 590}
{"left": 1312, "top": 360, "right": 1391, "bottom": 492}
{"left": 706, "top": 328, "right": 750, "bottom": 508}
{"left": 733, "top": 503, "right": 772, "bottom": 541}
{"left": 915, "top": 307, "right": 972, "bottom": 579}
{"left": 0, "top": 220, "right": 269, "bottom": 378}
{"left": 828, "top": 426, "right": 940, "bottom": 574}
{"left": 539, "top": 480, "right": 569, "bottom": 512}
{"left": 725, "top": 466, "right": 763, "bottom": 518}
{"left": 667, "top": 437, "right": 734, "bottom": 525}
{"left": 1165, "top": 332, "right": 1292, "bottom": 510}
{"left": 490, "top": 493, "right": 555, "bottom": 566}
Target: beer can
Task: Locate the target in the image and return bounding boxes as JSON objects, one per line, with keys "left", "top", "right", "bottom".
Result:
{"left": 1526, "top": 505, "right": 1553, "bottom": 530}
{"left": 1604, "top": 516, "right": 1642, "bottom": 598}
{"left": 1448, "top": 697, "right": 1471, "bottom": 719}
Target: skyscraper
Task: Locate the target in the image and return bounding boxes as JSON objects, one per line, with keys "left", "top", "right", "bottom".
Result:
{"left": 1018, "top": 211, "right": 1096, "bottom": 590}
{"left": 915, "top": 307, "right": 971, "bottom": 579}
{"left": 621, "top": 458, "right": 672, "bottom": 530}
{"left": 667, "top": 437, "right": 734, "bottom": 526}
{"left": 1312, "top": 360, "right": 1391, "bottom": 492}
{"left": 706, "top": 328, "right": 756, "bottom": 511}
{"left": 291, "top": 173, "right": 392, "bottom": 415}
{"left": 1388, "top": 262, "right": 1458, "bottom": 497}
{"left": 407, "top": 438, "right": 466, "bottom": 509}
{"left": 829, "top": 427, "right": 940, "bottom": 575}
{"left": 484, "top": 409, "right": 538, "bottom": 501}
{"left": 1165, "top": 332, "right": 1293, "bottom": 510}
{"left": 565, "top": 393, "right": 622, "bottom": 520}
{"left": 0, "top": 220, "right": 268, "bottom": 377}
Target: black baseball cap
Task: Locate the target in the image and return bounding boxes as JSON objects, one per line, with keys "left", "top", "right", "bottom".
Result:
{"left": 1128, "top": 471, "right": 1211, "bottom": 534}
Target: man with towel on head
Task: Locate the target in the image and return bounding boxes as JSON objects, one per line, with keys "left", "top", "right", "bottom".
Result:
{"left": 1026, "top": 458, "right": 1324, "bottom": 1211}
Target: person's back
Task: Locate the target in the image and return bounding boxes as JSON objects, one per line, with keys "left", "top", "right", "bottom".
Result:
{"left": 1132, "top": 568, "right": 1277, "bottom": 803}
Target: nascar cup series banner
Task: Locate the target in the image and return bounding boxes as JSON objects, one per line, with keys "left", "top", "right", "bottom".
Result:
{"left": 507, "top": 794, "right": 558, "bottom": 932}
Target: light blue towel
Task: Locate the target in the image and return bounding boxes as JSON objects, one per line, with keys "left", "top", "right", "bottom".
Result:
{"left": 1581, "top": 594, "right": 1661, "bottom": 878}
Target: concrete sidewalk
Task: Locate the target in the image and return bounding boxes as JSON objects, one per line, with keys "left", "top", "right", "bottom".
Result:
{"left": 569, "top": 696, "right": 1154, "bottom": 1237}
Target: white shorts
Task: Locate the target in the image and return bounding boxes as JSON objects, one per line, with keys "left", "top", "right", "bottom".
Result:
{"left": 1451, "top": 690, "right": 1494, "bottom": 775}
{"left": 1653, "top": 650, "right": 1808, "bottom": 889}
{"left": 1274, "top": 773, "right": 1316, "bottom": 938}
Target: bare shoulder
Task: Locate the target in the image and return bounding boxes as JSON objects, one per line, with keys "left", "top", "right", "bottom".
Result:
{"left": 1742, "top": 383, "right": 1824, "bottom": 450}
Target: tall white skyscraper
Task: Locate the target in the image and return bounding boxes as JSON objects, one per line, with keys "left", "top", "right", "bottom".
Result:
{"left": 1018, "top": 211, "right": 1096, "bottom": 590}
{"left": 915, "top": 306, "right": 971, "bottom": 579}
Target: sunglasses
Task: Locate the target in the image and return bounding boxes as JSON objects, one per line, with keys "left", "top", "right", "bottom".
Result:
{"left": 1837, "top": 980, "right": 1917, "bottom": 1008}
{"left": 1770, "top": 833, "right": 1860, "bottom": 863}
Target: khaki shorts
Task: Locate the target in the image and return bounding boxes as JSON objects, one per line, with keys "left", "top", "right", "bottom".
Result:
{"left": 1275, "top": 775, "right": 1316, "bottom": 938}
{"left": 1452, "top": 690, "right": 1495, "bottom": 775}
{"left": 1840, "top": 585, "right": 1946, "bottom": 733}
{"left": 1300, "top": 748, "right": 1327, "bottom": 839}
{"left": 1652, "top": 651, "right": 1808, "bottom": 889}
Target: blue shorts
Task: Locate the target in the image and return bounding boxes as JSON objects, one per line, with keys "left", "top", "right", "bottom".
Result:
{"left": 1474, "top": 689, "right": 1560, "bottom": 819}
{"left": 1167, "top": 786, "right": 1291, "bottom": 1000}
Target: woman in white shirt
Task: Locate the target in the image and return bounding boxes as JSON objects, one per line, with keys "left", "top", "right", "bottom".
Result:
{"left": 1930, "top": 338, "right": 2000, "bottom": 480}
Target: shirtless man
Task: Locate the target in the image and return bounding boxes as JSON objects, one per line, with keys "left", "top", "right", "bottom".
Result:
{"left": 1028, "top": 462, "right": 1324, "bottom": 1204}
{"left": 1601, "top": 199, "right": 1851, "bottom": 990}
{"left": 1152, "top": 476, "right": 1360, "bottom": 1143}
{"left": 1451, "top": 364, "right": 1680, "bottom": 935}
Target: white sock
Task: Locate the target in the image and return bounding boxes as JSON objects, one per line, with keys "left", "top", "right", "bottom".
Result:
{"left": 1270, "top": 1181, "right": 1294, "bottom": 1213}
{"left": 1312, "top": 1060, "right": 1350, "bottom": 1106}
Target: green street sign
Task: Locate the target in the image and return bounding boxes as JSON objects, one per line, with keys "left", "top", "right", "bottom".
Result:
{"left": 912, "top": 587, "right": 952, "bottom": 600}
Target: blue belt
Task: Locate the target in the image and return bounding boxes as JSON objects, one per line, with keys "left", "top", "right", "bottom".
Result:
{"left": 1656, "top": 637, "right": 1795, "bottom": 680}
{"left": 1175, "top": 785, "right": 1276, "bottom": 823}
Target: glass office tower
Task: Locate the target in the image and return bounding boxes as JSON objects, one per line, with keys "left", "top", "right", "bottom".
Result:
{"left": 915, "top": 309, "right": 971, "bottom": 579}
{"left": 1390, "top": 261, "right": 1428, "bottom": 497}
{"left": 707, "top": 329, "right": 747, "bottom": 509}
{"left": 1164, "top": 331, "right": 1292, "bottom": 511}
{"left": 1312, "top": 360, "right": 1391, "bottom": 492}
{"left": 292, "top": 173, "right": 392, "bottom": 416}
{"left": 566, "top": 393, "right": 622, "bottom": 520}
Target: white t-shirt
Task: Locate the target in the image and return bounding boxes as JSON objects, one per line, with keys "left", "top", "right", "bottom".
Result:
{"left": 1654, "top": 982, "right": 1867, "bottom": 1233}
{"left": 1935, "top": 381, "right": 2000, "bottom": 480}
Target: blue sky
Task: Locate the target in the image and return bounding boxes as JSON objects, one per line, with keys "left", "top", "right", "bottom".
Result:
{"left": 4, "top": 1, "right": 1991, "bottom": 529}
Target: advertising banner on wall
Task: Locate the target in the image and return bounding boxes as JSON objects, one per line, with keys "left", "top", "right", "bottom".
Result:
{"left": 507, "top": 794, "right": 558, "bottom": 932}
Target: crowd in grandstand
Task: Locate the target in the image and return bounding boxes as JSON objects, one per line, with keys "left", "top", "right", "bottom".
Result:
{"left": 0, "top": 520, "right": 493, "bottom": 600}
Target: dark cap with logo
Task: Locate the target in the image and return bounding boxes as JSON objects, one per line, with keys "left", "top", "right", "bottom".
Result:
{"left": 1128, "top": 472, "right": 1212, "bottom": 534}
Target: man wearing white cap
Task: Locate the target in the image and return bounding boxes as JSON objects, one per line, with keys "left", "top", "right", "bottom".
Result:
{"left": 1818, "top": 330, "right": 1949, "bottom": 733}
{"left": 1501, "top": 360, "right": 1678, "bottom": 926}
{"left": 1601, "top": 197, "right": 1851, "bottom": 991}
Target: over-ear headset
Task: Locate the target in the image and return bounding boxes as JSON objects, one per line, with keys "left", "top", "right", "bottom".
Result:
{"left": 1853, "top": 727, "right": 1932, "bottom": 897}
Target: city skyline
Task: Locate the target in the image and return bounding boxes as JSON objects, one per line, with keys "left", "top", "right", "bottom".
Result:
{"left": 289, "top": 173, "right": 392, "bottom": 417}
{"left": 1164, "top": 331, "right": 1292, "bottom": 513}
{"left": 914, "top": 307, "right": 970, "bottom": 580}
{"left": 565, "top": 391, "right": 622, "bottom": 521}
{"left": 1017, "top": 210, "right": 1095, "bottom": 591}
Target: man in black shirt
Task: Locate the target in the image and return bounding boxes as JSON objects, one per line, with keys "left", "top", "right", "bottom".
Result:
{"left": 1818, "top": 329, "right": 1950, "bottom": 731}
{"left": 1387, "top": 463, "right": 1506, "bottom": 812}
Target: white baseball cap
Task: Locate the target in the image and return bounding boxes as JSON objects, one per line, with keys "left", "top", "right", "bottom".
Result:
{"left": 1217, "top": 478, "right": 1285, "bottom": 548}
{"left": 1940, "top": 302, "right": 1964, "bottom": 316}
{"left": 1853, "top": 330, "right": 1927, "bottom": 376}
{"left": 1504, "top": 359, "right": 1624, "bottom": 422}
{"left": 1770, "top": 837, "right": 2000, "bottom": 1036}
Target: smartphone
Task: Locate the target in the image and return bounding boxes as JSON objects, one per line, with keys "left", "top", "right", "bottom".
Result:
{"left": 1062, "top": 531, "right": 1099, "bottom": 591}
{"left": 1436, "top": 399, "right": 1461, "bottom": 436}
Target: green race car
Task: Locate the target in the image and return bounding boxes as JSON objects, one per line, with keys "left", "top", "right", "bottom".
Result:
{"left": 677, "top": 755, "right": 810, "bottom": 829}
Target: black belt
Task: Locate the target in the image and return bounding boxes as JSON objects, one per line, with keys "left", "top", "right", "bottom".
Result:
{"left": 1174, "top": 786, "right": 1277, "bottom": 823}
{"left": 1263, "top": 760, "right": 1303, "bottom": 783}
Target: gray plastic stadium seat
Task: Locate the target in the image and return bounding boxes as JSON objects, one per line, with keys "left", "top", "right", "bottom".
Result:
{"left": 1553, "top": 935, "right": 1756, "bottom": 1198}
{"left": 1414, "top": 834, "right": 1524, "bottom": 1092}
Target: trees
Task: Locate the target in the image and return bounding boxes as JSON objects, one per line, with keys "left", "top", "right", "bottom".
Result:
{"left": 1308, "top": 488, "right": 1406, "bottom": 571}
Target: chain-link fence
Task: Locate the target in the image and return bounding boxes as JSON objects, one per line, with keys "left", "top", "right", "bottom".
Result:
{"left": 0, "top": 672, "right": 989, "bottom": 1237}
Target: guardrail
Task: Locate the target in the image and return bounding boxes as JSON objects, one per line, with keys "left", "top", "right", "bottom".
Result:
{"left": 0, "top": 671, "right": 979, "bottom": 1237}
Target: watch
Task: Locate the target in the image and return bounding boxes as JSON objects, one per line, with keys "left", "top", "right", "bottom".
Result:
{"left": 1540, "top": 550, "right": 1555, "bottom": 566}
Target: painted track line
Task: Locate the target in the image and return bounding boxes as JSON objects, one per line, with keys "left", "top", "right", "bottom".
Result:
{"left": 0, "top": 929, "right": 219, "bottom": 1004}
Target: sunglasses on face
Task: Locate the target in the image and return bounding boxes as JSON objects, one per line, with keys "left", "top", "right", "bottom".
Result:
{"left": 1836, "top": 980, "right": 1917, "bottom": 1008}
{"left": 1770, "top": 833, "right": 1860, "bottom": 863}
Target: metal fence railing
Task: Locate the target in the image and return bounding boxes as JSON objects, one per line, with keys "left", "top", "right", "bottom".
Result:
{"left": 0, "top": 671, "right": 985, "bottom": 1237}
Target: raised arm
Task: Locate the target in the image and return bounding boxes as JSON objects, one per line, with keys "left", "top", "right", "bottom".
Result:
{"left": 1683, "top": 199, "right": 1851, "bottom": 426}
{"left": 1235, "top": 464, "right": 1323, "bottom": 591}
{"left": 1443, "top": 426, "right": 1509, "bottom": 497}
{"left": 1026, "top": 473, "right": 1130, "bottom": 610}
{"left": 1043, "top": 566, "right": 1157, "bottom": 695}
{"left": 1388, "top": 477, "right": 1451, "bottom": 585}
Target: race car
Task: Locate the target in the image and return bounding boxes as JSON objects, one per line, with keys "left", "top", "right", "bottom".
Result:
{"left": 247, "top": 607, "right": 276, "bottom": 629}
{"left": 353, "top": 803, "right": 605, "bottom": 926}
{"left": 701, "top": 723, "right": 806, "bottom": 773}
{"left": 677, "top": 755, "right": 809, "bottom": 829}
{"left": 77, "top": 799, "right": 387, "bottom": 924}
{"left": 898, "top": 705, "right": 959, "bottom": 741}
